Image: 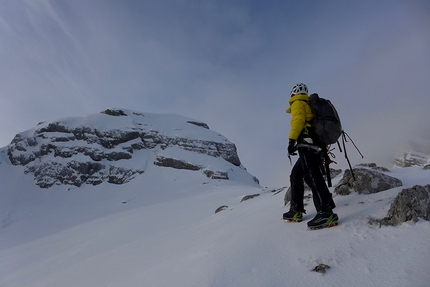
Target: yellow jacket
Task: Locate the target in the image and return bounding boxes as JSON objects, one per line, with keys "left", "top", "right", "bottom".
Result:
{"left": 286, "top": 94, "right": 314, "bottom": 141}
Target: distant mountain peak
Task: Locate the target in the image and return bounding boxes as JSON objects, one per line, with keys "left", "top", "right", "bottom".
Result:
{"left": 394, "top": 149, "right": 430, "bottom": 168}
{"left": 6, "top": 109, "right": 258, "bottom": 188}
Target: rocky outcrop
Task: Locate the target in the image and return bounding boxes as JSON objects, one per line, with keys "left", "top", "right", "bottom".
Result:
{"left": 8, "top": 121, "right": 240, "bottom": 167}
{"left": 7, "top": 109, "right": 246, "bottom": 188}
{"left": 370, "top": 185, "right": 430, "bottom": 226}
{"left": 356, "top": 163, "right": 390, "bottom": 172}
{"left": 25, "top": 161, "right": 144, "bottom": 188}
{"left": 202, "top": 170, "right": 229, "bottom": 180}
{"left": 334, "top": 164, "right": 402, "bottom": 195}
{"left": 394, "top": 149, "right": 430, "bottom": 168}
{"left": 154, "top": 156, "right": 202, "bottom": 171}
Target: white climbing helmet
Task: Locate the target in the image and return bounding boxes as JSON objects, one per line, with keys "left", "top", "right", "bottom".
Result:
{"left": 290, "top": 83, "right": 308, "bottom": 96}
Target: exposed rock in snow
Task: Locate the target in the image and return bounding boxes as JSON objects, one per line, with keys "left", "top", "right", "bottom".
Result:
{"left": 6, "top": 109, "right": 253, "bottom": 188}
{"left": 203, "top": 169, "right": 230, "bottom": 180}
{"left": 240, "top": 193, "right": 260, "bottom": 202}
{"left": 215, "top": 205, "right": 229, "bottom": 214}
{"left": 356, "top": 162, "right": 390, "bottom": 172}
{"left": 312, "top": 264, "right": 331, "bottom": 273}
{"left": 334, "top": 163, "right": 402, "bottom": 195}
{"left": 370, "top": 185, "right": 430, "bottom": 226}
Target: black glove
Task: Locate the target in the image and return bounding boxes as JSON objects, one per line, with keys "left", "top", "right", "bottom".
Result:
{"left": 288, "top": 139, "right": 297, "bottom": 155}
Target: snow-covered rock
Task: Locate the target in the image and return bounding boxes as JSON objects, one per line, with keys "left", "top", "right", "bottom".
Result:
{"left": 371, "top": 184, "right": 430, "bottom": 226}
{"left": 334, "top": 163, "right": 402, "bottom": 195}
{"left": 6, "top": 108, "right": 258, "bottom": 188}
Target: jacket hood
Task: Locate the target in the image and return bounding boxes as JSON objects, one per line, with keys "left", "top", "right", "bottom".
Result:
{"left": 286, "top": 94, "right": 309, "bottom": 113}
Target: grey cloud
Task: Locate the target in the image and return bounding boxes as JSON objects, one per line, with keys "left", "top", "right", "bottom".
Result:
{"left": 1, "top": 0, "right": 429, "bottom": 186}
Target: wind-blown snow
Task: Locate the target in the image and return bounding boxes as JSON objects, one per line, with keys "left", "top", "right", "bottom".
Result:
{"left": 1, "top": 115, "right": 430, "bottom": 286}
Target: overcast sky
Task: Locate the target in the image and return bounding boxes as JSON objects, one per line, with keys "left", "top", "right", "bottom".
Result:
{"left": 1, "top": 0, "right": 429, "bottom": 187}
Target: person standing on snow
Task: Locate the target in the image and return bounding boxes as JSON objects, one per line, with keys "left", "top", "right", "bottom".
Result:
{"left": 283, "top": 83, "right": 338, "bottom": 229}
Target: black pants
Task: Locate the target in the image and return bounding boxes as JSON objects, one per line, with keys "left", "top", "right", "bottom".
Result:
{"left": 290, "top": 148, "right": 335, "bottom": 213}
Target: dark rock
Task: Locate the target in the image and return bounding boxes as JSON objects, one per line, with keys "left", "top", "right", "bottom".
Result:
{"left": 107, "top": 166, "right": 144, "bottom": 185}
{"left": 102, "top": 109, "right": 127, "bottom": 116}
{"left": 99, "top": 130, "right": 140, "bottom": 149}
{"left": 284, "top": 184, "right": 312, "bottom": 206}
{"left": 374, "top": 185, "right": 430, "bottom": 226}
{"left": 203, "top": 170, "right": 229, "bottom": 180}
{"left": 105, "top": 151, "right": 132, "bottom": 161}
{"left": 37, "top": 122, "right": 69, "bottom": 133}
{"left": 187, "top": 121, "right": 209, "bottom": 129}
{"left": 240, "top": 194, "right": 260, "bottom": 202}
{"left": 215, "top": 205, "right": 228, "bottom": 214}
{"left": 334, "top": 166, "right": 402, "bottom": 195}
{"left": 284, "top": 186, "right": 313, "bottom": 207}
{"left": 154, "top": 156, "right": 202, "bottom": 171}
{"left": 26, "top": 161, "right": 144, "bottom": 188}
{"left": 312, "top": 264, "right": 330, "bottom": 273}
{"left": 356, "top": 163, "right": 390, "bottom": 172}
{"left": 28, "top": 161, "right": 103, "bottom": 188}
{"left": 272, "top": 187, "right": 287, "bottom": 196}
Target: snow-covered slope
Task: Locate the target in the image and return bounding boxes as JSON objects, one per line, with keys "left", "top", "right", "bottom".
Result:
{"left": 1, "top": 110, "right": 430, "bottom": 287}
{"left": 1, "top": 168, "right": 430, "bottom": 287}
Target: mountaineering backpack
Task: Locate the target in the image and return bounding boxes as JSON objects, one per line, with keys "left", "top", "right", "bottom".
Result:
{"left": 307, "top": 93, "right": 343, "bottom": 187}
{"left": 306, "top": 93, "right": 364, "bottom": 187}
{"left": 308, "top": 93, "right": 342, "bottom": 146}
